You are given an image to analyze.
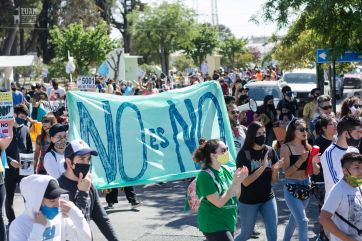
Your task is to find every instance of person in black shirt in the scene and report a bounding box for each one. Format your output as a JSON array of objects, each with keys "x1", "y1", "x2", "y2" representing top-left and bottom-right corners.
[
  {"x1": 5, "y1": 104, "x2": 33, "y2": 224},
  {"x1": 312, "y1": 115, "x2": 337, "y2": 241},
  {"x1": 277, "y1": 85, "x2": 298, "y2": 119},
  {"x1": 58, "y1": 139, "x2": 120, "y2": 241},
  {"x1": 235, "y1": 121, "x2": 283, "y2": 241}
]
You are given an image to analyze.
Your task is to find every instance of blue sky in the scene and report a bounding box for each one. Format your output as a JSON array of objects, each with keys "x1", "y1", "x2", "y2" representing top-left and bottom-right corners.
[{"x1": 111, "y1": 0, "x2": 286, "y2": 40}]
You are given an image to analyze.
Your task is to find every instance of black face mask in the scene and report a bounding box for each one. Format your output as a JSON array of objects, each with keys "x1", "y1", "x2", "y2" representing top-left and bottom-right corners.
[
  {"x1": 267, "y1": 104, "x2": 274, "y2": 109},
  {"x1": 73, "y1": 163, "x2": 90, "y2": 178},
  {"x1": 255, "y1": 135, "x2": 266, "y2": 146},
  {"x1": 12, "y1": 87, "x2": 16, "y2": 92},
  {"x1": 347, "y1": 132, "x2": 360, "y2": 147}
]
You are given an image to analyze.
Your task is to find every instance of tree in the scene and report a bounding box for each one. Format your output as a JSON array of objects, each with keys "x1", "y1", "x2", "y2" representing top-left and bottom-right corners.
[
  {"x1": 129, "y1": 1, "x2": 196, "y2": 74},
  {"x1": 109, "y1": 0, "x2": 145, "y2": 53},
  {"x1": 50, "y1": 21, "x2": 116, "y2": 75},
  {"x1": 248, "y1": 46, "x2": 262, "y2": 64},
  {"x1": 262, "y1": 0, "x2": 362, "y2": 56},
  {"x1": 172, "y1": 55, "x2": 195, "y2": 73},
  {"x1": 219, "y1": 35, "x2": 248, "y2": 68},
  {"x1": 184, "y1": 23, "x2": 219, "y2": 68}
]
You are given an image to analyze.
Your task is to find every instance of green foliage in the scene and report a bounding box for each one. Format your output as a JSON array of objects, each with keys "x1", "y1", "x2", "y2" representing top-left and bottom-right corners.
[
  {"x1": 129, "y1": 1, "x2": 196, "y2": 73},
  {"x1": 50, "y1": 20, "x2": 116, "y2": 75},
  {"x1": 172, "y1": 55, "x2": 195, "y2": 73},
  {"x1": 184, "y1": 23, "x2": 219, "y2": 68},
  {"x1": 262, "y1": 0, "x2": 362, "y2": 56},
  {"x1": 219, "y1": 35, "x2": 248, "y2": 68},
  {"x1": 48, "y1": 58, "x2": 67, "y2": 79}
]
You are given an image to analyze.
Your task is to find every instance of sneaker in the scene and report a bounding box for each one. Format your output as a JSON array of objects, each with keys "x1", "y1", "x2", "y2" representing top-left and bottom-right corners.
[
  {"x1": 131, "y1": 201, "x2": 143, "y2": 209},
  {"x1": 250, "y1": 230, "x2": 260, "y2": 239},
  {"x1": 107, "y1": 203, "x2": 114, "y2": 209}
]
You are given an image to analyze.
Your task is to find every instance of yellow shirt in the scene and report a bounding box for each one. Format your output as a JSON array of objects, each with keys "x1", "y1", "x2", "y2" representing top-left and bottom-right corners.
[{"x1": 303, "y1": 101, "x2": 316, "y2": 120}]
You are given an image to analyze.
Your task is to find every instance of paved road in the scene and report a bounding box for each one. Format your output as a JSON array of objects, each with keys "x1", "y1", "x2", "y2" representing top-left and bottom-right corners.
[
  {"x1": 13, "y1": 174, "x2": 321, "y2": 241},
  {"x1": 9, "y1": 88, "x2": 360, "y2": 240}
]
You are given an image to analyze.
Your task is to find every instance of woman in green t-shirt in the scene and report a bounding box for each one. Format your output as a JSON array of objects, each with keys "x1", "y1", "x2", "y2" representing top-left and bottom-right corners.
[{"x1": 193, "y1": 139, "x2": 248, "y2": 241}]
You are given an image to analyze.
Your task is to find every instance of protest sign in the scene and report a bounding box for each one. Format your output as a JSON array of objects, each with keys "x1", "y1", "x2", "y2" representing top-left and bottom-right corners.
[
  {"x1": 67, "y1": 81, "x2": 236, "y2": 189},
  {"x1": 37, "y1": 101, "x2": 64, "y2": 121},
  {"x1": 77, "y1": 76, "x2": 96, "y2": 91},
  {"x1": 0, "y1": 92, "x2": 13, "y2": 120},
  {"x1": 19, "y1": 153, "x2": 34, "y2": 176},
  {"x1": 0, "y1": 120, "x2": 11, "y2": 138}
]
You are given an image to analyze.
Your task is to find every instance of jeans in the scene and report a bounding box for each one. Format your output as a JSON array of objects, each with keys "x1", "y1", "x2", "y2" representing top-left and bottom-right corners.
[
  {"x1": 235, "y1": 198, "x2": 278, "y2": 241},
  {"x1": 312, "y1": 183, "x2": 326, "y2": 235},
  {"x1": 204, "y1": 231, "x2": 234, "y2": 241},
  {"x1": 5, "y1": 170, "x2": 24, "y2": 224},
  {"x1": 283, "y1": 178, "x2": 310, "y2": 241}
]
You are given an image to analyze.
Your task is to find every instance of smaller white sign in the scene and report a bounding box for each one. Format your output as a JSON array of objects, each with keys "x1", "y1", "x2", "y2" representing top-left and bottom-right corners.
[
  {"x1": 77, "y1": 76, "x2": 96, "y2": 91},
  {"x1": 19, "y1": 153, "x2": 34, "y2": 176}
]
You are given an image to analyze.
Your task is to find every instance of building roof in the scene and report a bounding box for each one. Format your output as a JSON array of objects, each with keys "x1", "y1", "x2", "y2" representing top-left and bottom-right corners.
[{"x1": 0, "y1": 55, "x2": 35, "y2": 67}]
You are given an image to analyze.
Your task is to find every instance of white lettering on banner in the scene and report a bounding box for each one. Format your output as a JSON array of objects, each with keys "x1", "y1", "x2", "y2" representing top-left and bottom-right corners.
[{"x1": 77, "y1": 76, "x2": 96, "y2": 91}]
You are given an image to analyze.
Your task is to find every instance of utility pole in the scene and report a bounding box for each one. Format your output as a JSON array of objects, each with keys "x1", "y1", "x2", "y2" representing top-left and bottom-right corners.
[{"x1": 211, "y1": 0, "x2": 219, "y2": 28}]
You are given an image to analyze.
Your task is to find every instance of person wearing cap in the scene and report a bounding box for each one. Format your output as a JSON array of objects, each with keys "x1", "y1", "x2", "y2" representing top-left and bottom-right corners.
[
  {"x1": 43, "y1": 124, "x2": 67, "y2": 179},
  {"x1": 9, "y1": 174, "x2": 91, "y2": 241},
  {"x1": 277, "y1": 85, "x2": 298, "y2": 119},
  {"x1": 58, "y1": 139, "x2": 120, "y2": 241},
  {"x1": 5, "y1": 104, "x2": 33, "y2": 225}
]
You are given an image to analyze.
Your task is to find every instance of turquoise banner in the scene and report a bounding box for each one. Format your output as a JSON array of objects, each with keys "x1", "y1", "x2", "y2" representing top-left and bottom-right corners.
[{"x1": 67, "y1": 81, "x2": 236, "y2": 189}]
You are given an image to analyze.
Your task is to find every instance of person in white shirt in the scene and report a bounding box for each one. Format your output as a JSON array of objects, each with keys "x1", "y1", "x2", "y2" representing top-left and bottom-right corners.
[
  {"x1": 49, "y1": 80, "x2": 66, "y2": 100},
  {"x1": 321, "y1": 116, "x2": 361, "y2": 196},
  {"x1": 320, "y1": 152, "x2": 362, "y2": 241},
  {"x1": 44, "y1": 124, "x2": 67, "y2": 178},
  {"x1": 9, "y1": 174, "x2": 91, "y2": 241}
]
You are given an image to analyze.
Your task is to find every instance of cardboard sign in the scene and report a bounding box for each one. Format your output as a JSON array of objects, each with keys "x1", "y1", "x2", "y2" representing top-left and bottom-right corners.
[
  {"x1": 77, "y1": 76, "x2": 96, "y2": 91},
  {"x1": 0, "y1": 120, "x2": 11, "y2": 138},
  {"x1": 19, "y1": 153, "x2": 34, "y2": 176},
  {"x1": 0, "y1": 92, "x2": 14, "y2": 120}
]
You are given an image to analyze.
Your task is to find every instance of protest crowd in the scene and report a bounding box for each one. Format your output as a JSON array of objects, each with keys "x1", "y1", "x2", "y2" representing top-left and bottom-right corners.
[{"x1": 0, "y1": 64, "x2": 361, "y2": 241}]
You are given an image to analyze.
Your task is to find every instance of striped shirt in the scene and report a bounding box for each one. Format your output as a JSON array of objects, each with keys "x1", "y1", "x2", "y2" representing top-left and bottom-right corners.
[{"x1": 321, "y1": 143, "x2": 359, "y2": 197}]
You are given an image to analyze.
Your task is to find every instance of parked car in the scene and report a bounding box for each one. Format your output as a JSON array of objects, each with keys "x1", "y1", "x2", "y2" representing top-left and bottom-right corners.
[
  {"x1": 244, "y1": 80, "x2": 284, "y2": 107},
  {"x1": 324, "y1": 75, "x2": 344, "y2": 99},
  {"x1": 282, "y1": 69, "x2": 317, "y2": 105},
  {"x1": 343, "y1": 74, "x2": 362, "y2": 89}
]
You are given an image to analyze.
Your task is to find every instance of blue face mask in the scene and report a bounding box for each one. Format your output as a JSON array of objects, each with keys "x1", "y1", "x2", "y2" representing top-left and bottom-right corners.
[
  {"x1": 15, "y1": 117, "x2": 26, "y2": 125},
  {"x1": 40, "y1": 205, "x2": 59, "y2": 220}
]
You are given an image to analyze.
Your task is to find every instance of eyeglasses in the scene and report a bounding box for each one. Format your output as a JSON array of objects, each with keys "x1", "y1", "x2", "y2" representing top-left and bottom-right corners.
[
  {"x1": 42, "y1": 119, "x2": 50, "y2": 124},
  {"x1": 320, "y1": 105, "x2": 332, "y2": 110},
  {"x1": 353, "y1": 104, "x2": 362, "y2": 109},
  {"x1": 297, "y1": 127, "x2": 308, "y2": 132},
  {"x1": 231, "y1": 110, "x2": 240, "y2": 115}
]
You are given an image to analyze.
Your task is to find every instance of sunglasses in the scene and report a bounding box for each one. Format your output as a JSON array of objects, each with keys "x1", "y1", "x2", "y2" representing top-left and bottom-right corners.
[
  {"x1": 297, "y1": 127, "x2": 308, "y2": 132},
  {"x1": 42, "y1": 119, "x2": 50, "y2": 124},
  {"x1": 320, "y1": 105, "x2": 332, "y2": 110},
  {"x1": 353, "y1": 104, "x2": 362, "y2": 109},
  {"x1": 231, "y1": 110, "x2": 240, "y2": 115}
]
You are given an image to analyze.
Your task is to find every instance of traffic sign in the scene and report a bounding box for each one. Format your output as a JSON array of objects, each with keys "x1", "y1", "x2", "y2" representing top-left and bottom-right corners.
[{"x1": 317, "y1": 49, "x2": 362, "y2": 63}]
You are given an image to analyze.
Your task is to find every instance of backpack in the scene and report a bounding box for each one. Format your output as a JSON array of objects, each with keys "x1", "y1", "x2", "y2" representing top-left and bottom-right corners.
[{"x1": 186, "y1": 168, "x2": 222, "y2": 213}]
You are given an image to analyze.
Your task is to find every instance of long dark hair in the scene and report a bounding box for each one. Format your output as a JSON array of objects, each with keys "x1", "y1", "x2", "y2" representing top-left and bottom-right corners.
[
  {"x1": 39, "y1": 114, "x2": 57, "y2": 144},
  {"x1": 243, "y1": 121, "x2": 264, "y2": 150},
  {"x1": 284, "y1": 118, "x2": 311, "y2": 151},
  {"x1": 315, "y1": 114, "x2": 334, "y2": 136},
  {"x1": 193, "y1": 139, "x2": 220, "y2": 169}
]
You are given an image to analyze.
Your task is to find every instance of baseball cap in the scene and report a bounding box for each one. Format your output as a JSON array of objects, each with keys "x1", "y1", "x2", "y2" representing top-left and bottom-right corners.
[
  {"x1": 44, "y1": 179, "x2": 68, "y2": 199},
  {"x1": 64, "y1": 139, "x2": 98, "y2": 159},
  {"x1": 49, "y1": 124, "x2": 68, "y2": 137}
]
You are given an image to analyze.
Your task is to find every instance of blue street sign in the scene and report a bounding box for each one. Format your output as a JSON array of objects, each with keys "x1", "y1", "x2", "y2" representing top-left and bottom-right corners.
[{"x1": 316, "y1": 49, "x2": 362, "y2": 63}]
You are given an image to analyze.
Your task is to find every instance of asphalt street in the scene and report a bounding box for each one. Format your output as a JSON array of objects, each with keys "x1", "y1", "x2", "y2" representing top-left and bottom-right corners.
[{"x1": 10, "y1": 88, "x2": 360, "y2": 241}]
